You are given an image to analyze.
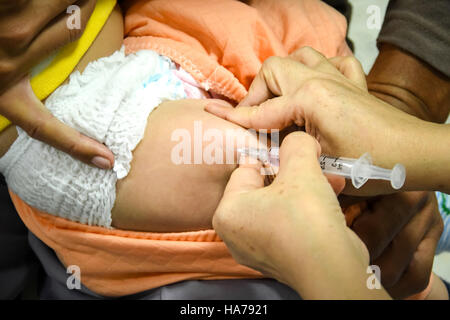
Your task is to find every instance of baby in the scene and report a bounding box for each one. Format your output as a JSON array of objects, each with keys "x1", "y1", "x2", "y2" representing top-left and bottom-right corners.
[
  {"x1": 0, "y1": 0, "x2": 350, "y2": 232},
  {"x1": 0, "y1": 0, "x2": 352, "y2": 296}
]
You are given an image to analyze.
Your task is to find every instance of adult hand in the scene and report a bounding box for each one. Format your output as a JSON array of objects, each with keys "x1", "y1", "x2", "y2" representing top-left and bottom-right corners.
[
  {"x1": 0, "y1": 0, "x2": 114, "y2": 169},
  {"x1": 0, "y1": 0, "x2": 96, "y2": 94},
  {"x1": 344, "y1": 192, "x2": 443, "y2": 299},
  {"x1": 213, "y1": 131, "x2": 390, "y2": 299},
  {"x1": 205, "y1": 47, "x2": 450, "y2": 195}
]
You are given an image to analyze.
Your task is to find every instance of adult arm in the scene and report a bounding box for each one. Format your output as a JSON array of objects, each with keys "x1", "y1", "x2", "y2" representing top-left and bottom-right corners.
[
  {"x1": 205, "y1": 47, "x2": 450, "y2": 195},
  {"x1": 0, "y1": 0, "x2": 114, "y2": 169}
]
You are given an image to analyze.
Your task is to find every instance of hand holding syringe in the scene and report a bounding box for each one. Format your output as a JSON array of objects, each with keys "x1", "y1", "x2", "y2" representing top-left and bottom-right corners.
[{"x1": 237, "y1": 147, "x2": 406, "y2": 190}]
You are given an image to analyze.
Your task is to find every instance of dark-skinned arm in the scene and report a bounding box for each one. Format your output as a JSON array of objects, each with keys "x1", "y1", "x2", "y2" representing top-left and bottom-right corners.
[{"x1": 368, "y1": 43, "x2": 449, "y2": 123}]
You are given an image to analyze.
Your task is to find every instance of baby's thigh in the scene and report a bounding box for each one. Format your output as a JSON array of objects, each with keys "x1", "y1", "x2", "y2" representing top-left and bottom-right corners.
[{"x1": 111, "y1": 99, "x2": 255, "y2": 232}]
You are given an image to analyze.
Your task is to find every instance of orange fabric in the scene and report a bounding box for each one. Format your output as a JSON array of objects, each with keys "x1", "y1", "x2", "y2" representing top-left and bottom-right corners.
[
  {"x1": 123, "y1": 0, "x2": 351, "y2": 102},
  {"x1": 10, "y1": 191, "x2": 261, "y2": 297},
  {"x1": 343, "y1": 202, "x2": 367, "y2": 227},
  {"x1": 9, "y1": 0, "x2": 352, "y2": 297}
]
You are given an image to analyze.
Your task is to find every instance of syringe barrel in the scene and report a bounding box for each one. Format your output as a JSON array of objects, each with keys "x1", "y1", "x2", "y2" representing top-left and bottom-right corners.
[
  {"x1": 318, "y1": 155, "x2": 354, "y2": 179},
  {"x1": 268, "y1": 148, "x2": 405, "y2": 190},
  {"x1": 271, "y1": 149, "x2": 360, "y2": 180}
]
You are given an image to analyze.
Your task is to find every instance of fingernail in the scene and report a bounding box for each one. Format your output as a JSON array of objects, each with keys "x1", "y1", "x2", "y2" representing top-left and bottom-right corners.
[{"x1": 91, "y1": 156, "x2": 112, "y2": 170}]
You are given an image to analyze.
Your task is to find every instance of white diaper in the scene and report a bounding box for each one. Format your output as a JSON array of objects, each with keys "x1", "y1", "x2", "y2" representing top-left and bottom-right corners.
[{"x1": 0, "y1": 48, "x2": 188, "y2": 228}]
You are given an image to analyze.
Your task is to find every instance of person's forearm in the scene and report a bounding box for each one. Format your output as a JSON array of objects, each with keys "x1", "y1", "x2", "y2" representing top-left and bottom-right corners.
[
  {"x1": 367, "y1": 43, "x2": 450, "y2": 123},
  {"x1": 346, "y1": 118, "x2": 450, "y2": 195},
  {"x1": 401, "y1": 122, "x2": 450, "y2": 193},
  {"x1": 366, "y1": 44, "x2": 450, "y2": 193}
]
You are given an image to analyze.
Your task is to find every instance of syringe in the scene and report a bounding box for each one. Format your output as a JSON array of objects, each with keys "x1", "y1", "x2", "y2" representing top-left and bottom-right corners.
[{"x1": 237, "y1": 147, "x2": 406, "y2": 190}]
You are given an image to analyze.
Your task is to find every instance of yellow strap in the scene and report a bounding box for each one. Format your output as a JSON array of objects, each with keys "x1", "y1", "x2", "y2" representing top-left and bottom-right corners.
[{"x1": 0, "y1": 0, "x2": 116, "y2": 132}]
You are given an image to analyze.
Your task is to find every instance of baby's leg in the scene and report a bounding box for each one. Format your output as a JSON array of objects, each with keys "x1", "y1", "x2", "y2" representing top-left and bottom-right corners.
[{"x1": 112, "y1": 98, "x2": 266, "y2": 232}]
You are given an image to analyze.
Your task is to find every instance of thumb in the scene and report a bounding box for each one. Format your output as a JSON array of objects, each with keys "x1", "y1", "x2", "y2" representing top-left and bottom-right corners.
[
  {"x1": 222, "y1": 155, "x2": 265, "y2": 197},
  {"x1": 276, "y1": 132, "x2": 346, "y2": 194},
  {"x1": 275, "y1": 131, "x2": 322, "y2": 185},
  {"x1": 0, "y1": 76, "x2": 114, "y2": 169}
]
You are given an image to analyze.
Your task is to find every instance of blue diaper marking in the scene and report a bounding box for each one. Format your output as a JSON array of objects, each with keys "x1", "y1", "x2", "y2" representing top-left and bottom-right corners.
[{"x1": 143, "y1": 74, "x2": 163, "y2": 88}]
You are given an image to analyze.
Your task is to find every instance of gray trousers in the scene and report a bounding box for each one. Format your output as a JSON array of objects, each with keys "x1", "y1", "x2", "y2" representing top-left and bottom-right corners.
[
  {"x1": 29, "y1": 232, "x2": 300, "y2": 300},
  {"x1": 0, "y1": 176, "x2": 39, "y2": 299}
]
